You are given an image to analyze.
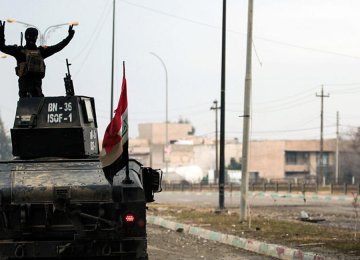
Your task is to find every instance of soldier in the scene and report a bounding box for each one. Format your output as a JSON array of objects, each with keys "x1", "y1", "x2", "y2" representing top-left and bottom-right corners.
[{"x1": 0, "y1": 20, "x2": 75, "y2": 97}]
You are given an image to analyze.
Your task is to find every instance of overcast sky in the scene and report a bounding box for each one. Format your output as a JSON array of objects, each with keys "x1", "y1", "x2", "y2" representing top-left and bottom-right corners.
[{"x1": 1, "y1": 0, "x2": 360, "y2": 141}]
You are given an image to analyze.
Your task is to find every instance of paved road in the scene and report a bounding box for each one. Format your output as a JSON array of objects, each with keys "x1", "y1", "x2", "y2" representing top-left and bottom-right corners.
[{"x1": 156, "y1": 190, "x2": 352, "y2": 205}]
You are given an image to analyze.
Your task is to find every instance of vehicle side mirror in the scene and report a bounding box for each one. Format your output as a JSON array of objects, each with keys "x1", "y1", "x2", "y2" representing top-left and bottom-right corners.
[{"x1": 141, "y1": 167, "x2": 162, "y2": 203}]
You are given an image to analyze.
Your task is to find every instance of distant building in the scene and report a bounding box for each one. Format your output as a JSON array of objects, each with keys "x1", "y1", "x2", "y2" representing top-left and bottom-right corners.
[
  {"x1": 138, "y1": 123, "x2": 193, "y2": 145},
  {"x1": 128, "y1": 138, "x2": 150, "y2": 166},
  {"x1": 135, "y1": 122, "x2": 197, "y2": 169},
  {"x1": 246, "y1": 139, "x2": 336, "y2": 182},
  {"x1": 130, "y1": 122, "x2": 337, "y2": 182}
]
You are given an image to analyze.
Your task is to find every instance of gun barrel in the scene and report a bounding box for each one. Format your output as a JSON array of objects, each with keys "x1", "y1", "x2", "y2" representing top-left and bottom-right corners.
[
  {"x1": 66, "y1": 58, "x2": 71, "y2": 76},
  {"x1": 64, "y1": 59, "x2": 75, "y2": 96}
]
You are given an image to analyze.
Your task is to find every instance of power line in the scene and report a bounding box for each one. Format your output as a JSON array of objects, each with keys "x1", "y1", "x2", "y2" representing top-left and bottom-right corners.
[
  {"x1": 324, "y1": 82, "x2": 360, "y2": 87},
  {"x1": 254, "y1": 97, "x2": 316, "y2": 113},
  {"x1": 228, "y1": 92, "x2": 315, "y2": 113},
  {"x1": 339, "y1": 124, "x2": 360, "y2": 129},
  {"x1": 330, "y1": 87, "x2": 360, "y2": 95},
  {"x1": 121, "y1": 0, "x2": 360, "y2": 60},
  {"x1": 254, "y1": 36, "x2": 360, "y2": 60},
  {"x1": 234, "y1": 82, "x2": 360, "y2": 111},
  {"x1": 120, "y1": 0, "x2": 219, "y2": 30},
  {"x1": 253, "y1": 86, "x2": 319, "y2": 105},
  {"x1": 251, "y1": 125, "x2": 335, "y2": 134},
  {"x1": 73, "y1": 2, "x2": 113, "y2": 77}
]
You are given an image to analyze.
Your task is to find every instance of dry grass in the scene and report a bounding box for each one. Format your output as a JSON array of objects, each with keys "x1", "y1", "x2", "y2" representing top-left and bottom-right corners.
[{"x1": 148, "y1": 203, "x2": 360, "y2": 256}]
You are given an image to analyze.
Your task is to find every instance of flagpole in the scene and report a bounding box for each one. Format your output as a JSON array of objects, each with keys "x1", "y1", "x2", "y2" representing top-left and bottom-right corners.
[
  {"x1": 110, "y1": 0, "x2": 116, "y2": 120},
  {"x1": 122, "y1": 61, "x2": 133, "y2": 184},
  {"x1": 101, "y1": 61, "x2": 132, "y2": 185},
  {"x1": 122, "y1": 147, "x2": 132, "y2": 184}
]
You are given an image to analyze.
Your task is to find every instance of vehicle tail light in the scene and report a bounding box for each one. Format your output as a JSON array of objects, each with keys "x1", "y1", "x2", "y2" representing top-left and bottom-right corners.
[{"x1": 124, "y1": 213, "x2": 136, "y2": 223}]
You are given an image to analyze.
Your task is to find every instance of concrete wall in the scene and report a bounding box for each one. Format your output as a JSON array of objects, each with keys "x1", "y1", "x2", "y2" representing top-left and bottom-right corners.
[
  {"x1": 193, "y1": 145, "x2": 215, "y2": 174},
  {"x1": 149, "y1": 144, "x2": 164, "y2": 169},
  {"x1": 249, "y1": 140, "x2": 286, "y2": 179}
]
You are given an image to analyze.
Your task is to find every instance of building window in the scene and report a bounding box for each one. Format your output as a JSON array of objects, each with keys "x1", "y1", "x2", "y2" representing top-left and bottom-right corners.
[
  {"x1": 316, "y1": 152, "x2": 329, "y2": 166},
  {"x1": 285, "y1": 151, "x2": 309, "y2": 165},
  {"x1": 286, "y1": 152, "x2": 297, "y2": 165},
  {"x1": 298, "y1": 152, "x2": 309, "y2": 164},
  {"x1": 285, "y1": 171, "x2": 310, "y2": 178}
]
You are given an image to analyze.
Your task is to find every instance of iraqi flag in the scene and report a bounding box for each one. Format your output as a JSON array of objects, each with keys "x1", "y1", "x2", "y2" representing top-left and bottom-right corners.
[{"x1": 100, "y1": 62, "x2": 129, "y2": 183}]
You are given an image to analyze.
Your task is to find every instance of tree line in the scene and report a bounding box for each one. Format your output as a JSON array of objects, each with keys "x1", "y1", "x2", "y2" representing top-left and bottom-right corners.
[{"x1": 340, "y1": 127, "x2": 360, "y2": 184}]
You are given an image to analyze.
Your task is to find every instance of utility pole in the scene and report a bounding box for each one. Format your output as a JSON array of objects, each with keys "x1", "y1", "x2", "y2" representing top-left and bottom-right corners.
[
  {"x1": 149, "y1": 52, "x2": 169, "y2": 176},
  {"x1": 335, "y1": 111, "x2": 339, "y2": 184},
  {"x1": 240, "y1": 0, "x2": 254, "y2": 222},
  {"x1": 316, "y1": 85, "x2": 329, "y2": 185},
  {"x1": 219, "y1": 0, "x2": 227, "y2": 210},
  {"x1": 211, "y1": 100, "x2": 220, "y2": 184}
]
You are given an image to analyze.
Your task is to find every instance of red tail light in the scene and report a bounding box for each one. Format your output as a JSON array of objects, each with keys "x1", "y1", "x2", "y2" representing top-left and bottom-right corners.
[{"x1": 124, "y1": 213, "x2": 136, "y2": 223}]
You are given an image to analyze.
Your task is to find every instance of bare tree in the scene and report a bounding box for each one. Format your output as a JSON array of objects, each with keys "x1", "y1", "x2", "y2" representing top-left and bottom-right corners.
[{"x1": 339, "y1": 128, "x2": 360, "y2": 184}]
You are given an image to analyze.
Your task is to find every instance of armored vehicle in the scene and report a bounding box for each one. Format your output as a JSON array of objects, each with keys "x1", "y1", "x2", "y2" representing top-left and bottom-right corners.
[{"x1": 0, "y1": 64, "x2": 161, "y2": 259}]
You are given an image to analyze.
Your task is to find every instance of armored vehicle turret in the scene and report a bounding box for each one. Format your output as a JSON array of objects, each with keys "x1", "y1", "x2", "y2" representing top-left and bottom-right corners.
[{"x1": 0, "y1": 62, "x2": 161, "y2": 260}]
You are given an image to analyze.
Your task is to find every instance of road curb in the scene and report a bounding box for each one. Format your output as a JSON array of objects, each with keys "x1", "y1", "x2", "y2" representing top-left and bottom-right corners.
[
  {"x1": 147, "y1": 215, "x2": 329, "y2": 260},
  {"x1": 162, "y1": 191, "x2": 354, "y2": 203},
  {"x1": 251, "y1": 192, "x2": 353, "y2": 203}
]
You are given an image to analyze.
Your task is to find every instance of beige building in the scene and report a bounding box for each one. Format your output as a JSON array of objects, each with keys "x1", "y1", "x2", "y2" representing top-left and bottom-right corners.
[
  {"x1": 135, "y1": 122, "x2": 203, "y2": 169},
  {"x1": 130, "y1": 123, "x2": 337, "y2": 181},
  {"x1": 138, "y1": 123, "x2": 193, "y2": 145},
  {"x1": 128, "y1": 138, "x2": 151, "y2": 166},
  {"x1": 245, "y1": 139, "x2": 336, "y2": 181}
]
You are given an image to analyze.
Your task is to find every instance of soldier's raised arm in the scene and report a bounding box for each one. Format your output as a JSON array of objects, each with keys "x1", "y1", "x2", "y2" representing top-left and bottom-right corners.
[
  {"x1": 0, "y1": 20, "x2": 19, "y2": 57},
  {"x1": 68, "y1": 25, "x2": 75, "y2": 37},
  {"x1": 0, "y1": 20, "x2": 6, "y2": 44},
  {"x1": 41, "y1": 25, "x2": 75, "y2": 58}
]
